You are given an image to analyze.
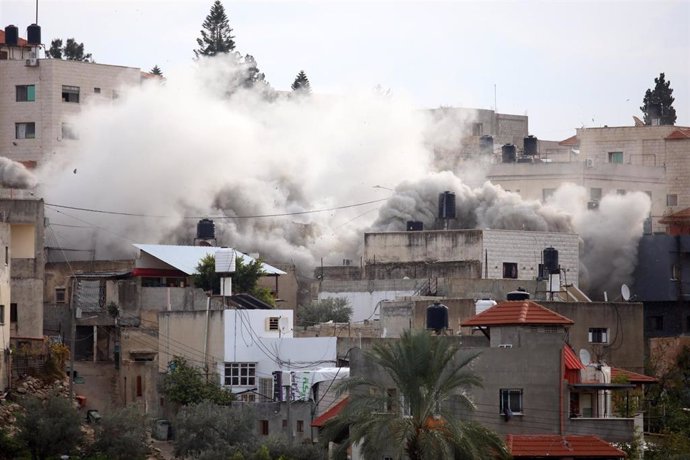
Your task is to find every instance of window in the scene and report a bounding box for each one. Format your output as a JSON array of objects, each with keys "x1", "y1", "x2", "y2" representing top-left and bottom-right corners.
[
  {"x1": 472, "y1": 122, "x2": 483, "y2": 136},
  {"x1": 608, "y1": 151, "x2": 623, "y2": 164},
  {"x1": 94, "y1": 87, "x2": 101, "y2": 94},
  {"x1": 15, "y1": 122, "x2": 36, "y2": 139},
  {"x1": 296, "y1": 420, "x2": 304, "y2": 433},
  {"x1": 10, "y1": 304, "x2": 17, "y2": 323},
  {"x1": 282, "y1": 419, "x2": 287, "y2": 429},
  {"x1": 503, "y1": 262, "x2": 518, "y2": 279},
  {"x1": 542, "y1": 188, "x2": 555, "y2": 201},
  {"x1": 0, "y1": 305, "x2": 4, "y2": 324},
  {"x1": 5, "y1": 246, "x2": 8, "y2": 265},
  {"x1": 61, "y1": 123, "x2": 78, "y2": 140},
  {"x1": 588, "y1": 327, "x2": 608, "y2": 344},
  {"x1": 224, "y1": 362, "x2": 256, "y2": 386},
  {"x1": 16, "y1": 85, "x2": 35, "y2": 102},
  {"x1": 267, "y1": 316, "x2": 279, "y2": 331},
  {"x1": 136, "y1": 375, "x2": 143, "y2": 397},
  {"x1": 590, "y1": 188, "x2": 602, "y2": 202},
  {"x1": 259, "y1": 377, "x2": 273, "y2": 402},
  {"x1": 55, "y1": 288, "x2": 66, "y2": 303},
  {"x1": 259, "y1": 420, "x2": 269, "y2": 436},
  {"x1": 238, "y1": 393, "x2": 256, "y2": 402},
  {"x1": 672, "y1": 264, "x2": 680, "y2": 280},
  {"x1": 62, "y1": 85, "x2": 80, "y2": 103},
  {"x1": 500, "y1": 389, "x2": 523, "y2": 414},
  {"x1": 667, "y1": 194, "x2": 678, "y2": 206}
]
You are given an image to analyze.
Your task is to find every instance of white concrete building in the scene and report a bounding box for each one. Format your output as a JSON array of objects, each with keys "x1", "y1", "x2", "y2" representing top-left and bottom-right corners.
[
  {"x1": 0, "y1": 221, "x2": 11, "y2": 391},
  {"x1": 1, "y1": 28, "x2": 143, "y2": 166}
]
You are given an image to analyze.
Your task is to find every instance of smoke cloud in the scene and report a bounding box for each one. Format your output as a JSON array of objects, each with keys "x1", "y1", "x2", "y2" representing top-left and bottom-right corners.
[
  {"x1": 35, "y1": 55, "x2": 650, "y2": 297},
  {"x1": 0, "y1": 158, "x2": 37, "y2": 189}
]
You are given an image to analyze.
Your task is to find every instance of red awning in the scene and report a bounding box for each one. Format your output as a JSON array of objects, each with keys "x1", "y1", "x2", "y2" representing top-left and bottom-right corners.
[
  {"x1": 563, "y1": 346, "x2": 585, "y2": 370},
  {"x1": 311, "y1": 397, "x2": 348, "y2": 428}
]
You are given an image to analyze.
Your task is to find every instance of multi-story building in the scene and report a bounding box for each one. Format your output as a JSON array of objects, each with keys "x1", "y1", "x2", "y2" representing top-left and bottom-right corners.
[{"x1": 1, "y1": 26, "x2": 144, "y2": 167}]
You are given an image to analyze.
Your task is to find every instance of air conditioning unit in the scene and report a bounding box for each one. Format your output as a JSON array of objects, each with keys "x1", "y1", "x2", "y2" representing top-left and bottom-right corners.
[
  {"x1": 585, "y1": 158, "x2": 594, "y2": 168},
  {"x1": 25, "y1": 58, "x2": 38, "y2": 67},
  {"x1": 587, "y1": 201, "x2": 599, "y2": 210}
]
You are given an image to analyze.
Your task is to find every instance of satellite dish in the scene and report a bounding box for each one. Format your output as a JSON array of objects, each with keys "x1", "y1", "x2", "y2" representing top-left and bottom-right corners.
[
  {"x1": 621, "y1": 284, "x2": 630, "y2": 301},
  {"x1": 579, "y1": 349, "x2": 591, "y2": 366}
]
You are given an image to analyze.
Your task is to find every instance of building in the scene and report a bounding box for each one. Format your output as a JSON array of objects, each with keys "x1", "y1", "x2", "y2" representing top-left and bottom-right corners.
[
  {"x1": 1, "y1": 26, "x2": 144, "y2": 167},
  {"x1": 488, "y1": 125, "x2": 690, "y2": 233},
  {"x1": 0, "y1": 220, "x2": 11, "y2": 391}
]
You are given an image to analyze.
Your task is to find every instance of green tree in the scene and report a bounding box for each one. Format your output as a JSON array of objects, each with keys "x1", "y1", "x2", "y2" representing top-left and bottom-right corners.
[
  {"x1": 195, "y1": 0, "x2": 236, "y2": 58},
  {"x1": 291, "y1": 70, "x2": 312, "y2": 94},
  {"x1": 193, "y1": 254, "x2": 220, "y2": 294},
  {"x1": 162, "y1": 356, "x2": 234, "y2": 406},
  {"x1": 297, "y1": 297, "x2": 352, "y2": 326},
  {"x1": 323, "y1": 330, "x2": 510, "y2": 460},
  {"x1": 193, "y1": 254, "x2": 273, "y2": 305},
  {"x1": 91, "y1": 406, "x2": 149, "y2": 460},
  {"x1": 150, "y1": 65, "x2": 163, "y2": 77},
  {"x1": 16, "y1": 392, "x2": 83, "y2": 460},
  {"x1": 47, "y1": 39, "x2": 62, "y2": 59},
  {"x1": 641, "y1": 72, "x2": 677, "y2": 125},
  {"x1": 48, "y1": 37, "x2": 93, "y2": 61},
  {"x1": 173, "y1": 400, "x2": 257, "y2": 458},
  {"x1": 0, "y1": 427, "x2": 24, "y2": 460}
]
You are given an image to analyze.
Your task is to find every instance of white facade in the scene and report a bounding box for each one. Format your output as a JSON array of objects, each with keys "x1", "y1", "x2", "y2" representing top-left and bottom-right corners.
[
  {"x1": 318, "y1": 289, "x2": 416, "y2": 323},
  {"x1": 0, "y1": 57, "x2": 142, "y2": 165},
  {"x1": 221, "y1": 309, "x2": 337, "y2": 396}
]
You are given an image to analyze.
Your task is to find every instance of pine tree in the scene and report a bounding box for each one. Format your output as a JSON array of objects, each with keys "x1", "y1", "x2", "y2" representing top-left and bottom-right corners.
[
  {"x1": 291, "y1": 70, "x2": 311, "y2": 94},
  {"x1": 47, "y1": 39, "x2": 62, "y2": 59},
  {"x1": 195, "y1": 0, "x2": 236, "y2": 58},
  {"x1": 150, "y1": 65, "x2": 163, "y2": 77},
  {"x1": 641, "y1": 72, "x2": 677, "y2": 125}
]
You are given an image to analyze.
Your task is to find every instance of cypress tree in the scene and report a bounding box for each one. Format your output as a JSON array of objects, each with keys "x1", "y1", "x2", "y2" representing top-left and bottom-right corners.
[
  {"x1": 195, "y1": 0, "x2": 236, "y2": 58},
  {"x1": 641, "y1": 72, "x2": 677, "y2": 125},
  {"x1": 291, "y1": 70, "x2": 312, "y2": 94}
]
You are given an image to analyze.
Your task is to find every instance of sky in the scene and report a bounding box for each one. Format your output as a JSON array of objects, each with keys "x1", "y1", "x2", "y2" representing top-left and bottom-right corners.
[{"x1": 2, "y1": 0, "x2": 689, "y2": 140}]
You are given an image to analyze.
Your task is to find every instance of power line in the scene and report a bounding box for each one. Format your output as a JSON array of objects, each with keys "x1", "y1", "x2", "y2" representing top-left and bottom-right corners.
[{"x1": 44, "y1": 197, "x2": 389, "y2": 220}]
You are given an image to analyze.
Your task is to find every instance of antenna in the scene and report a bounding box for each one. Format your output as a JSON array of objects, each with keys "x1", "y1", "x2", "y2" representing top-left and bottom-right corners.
[
  {"x1": 621, "y1": 284, "x2": 630, "y2": 301},
  {"x1": 579, "y1": 349, "x2": 591, "y2": 366}
]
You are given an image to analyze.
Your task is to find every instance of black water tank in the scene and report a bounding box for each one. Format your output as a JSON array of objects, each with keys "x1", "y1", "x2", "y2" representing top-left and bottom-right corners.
[
  {"x1": 523, "y1": 135, "x2": 538, "y2": 156},
  {"x1": 27, "y1": 24, "x2": 41, "y2": 45},
  {"x1": 196, "y1": 218, "x2": 215, "y2": 240},
  {"x1": 4, "y1": 25, "x2": 19, "y2": 46},
  {"x1": 438, "y1": 191, "x2": 456, "y2": 219},
  {"x1": 506, "y1": 290, "x2": 530, "y2": 301},
  {"x1": 406, "y1": 221, "x2": 424, "y2": 231},
  {"x1": 479, "y1": 135, "x2": 494, "y2": 155},
  {"x1": 426, "y1": 302, "x2": 448, "y2": 332},
  {"x1": 543, "y1": 247, "x2": 559, "y2": 274},
  {"x1": 501, "y1": 144, "x2": 516, "y2": 163}
]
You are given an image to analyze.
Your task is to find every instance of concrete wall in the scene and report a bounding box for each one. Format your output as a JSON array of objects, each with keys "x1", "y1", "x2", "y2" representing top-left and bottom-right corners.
[
  {"x1": 0, "y1": 223, "x2": 10, "y2": 391},
  {"x1": 0, "y1": 199, "x2": 44, "y2": 339},
  {"x1": 158, "y1": 310, "x2": 226, "y2": 374},
  {"x1": 380, "y1": 297, "x2": 476, "y2": 337},
  {"x1": 256, "y1": 262, "x2": 298, "y2": 309},
  {"x1": 364, "y1": 230, "x2": 484, "y2": 264},
  {"x1": 544, "y1": 301, "x2": 645, "y2": 373},
  {"x1": 253, "y1": 400, "x2": 313, "y2": 443},
  {"x1": 665, "y1": 137, "x2": 690, "y2": 211},
  {"x1": 0, "y1": 58, "x2": 141, "y2": 165}
]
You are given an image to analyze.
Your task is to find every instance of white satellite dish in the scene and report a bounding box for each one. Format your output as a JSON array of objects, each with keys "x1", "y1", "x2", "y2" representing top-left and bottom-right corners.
[
  {"x1": 621, "y1": 284, "x2": 631, "y2": 301},
  {"x1": 579, "y1": 349, "x2": 591, "y2": 366}
]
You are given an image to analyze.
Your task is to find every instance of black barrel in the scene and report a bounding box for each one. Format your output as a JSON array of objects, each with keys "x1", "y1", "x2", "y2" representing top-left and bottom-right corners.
[
  {"x1": 502, "y1": 144, "x2": 516, "y2": 163},
  {"x1": 4, "y1": 25, "x2": 19, "y2": 46},
  {"x1": 27, "y1": 24, "x2": 41, "y2": 45},
  {"x1": 426, "y1": 302, "x2": 449, "y2": 332},
  {"x1": 523, "y1": 135, "x2": 538, "y2": 156}
]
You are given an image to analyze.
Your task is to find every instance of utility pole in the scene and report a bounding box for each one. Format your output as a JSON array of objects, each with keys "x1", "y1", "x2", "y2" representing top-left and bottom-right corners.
[{"x1": 68, "y1": 277, "x2": 77, "y2": 400}]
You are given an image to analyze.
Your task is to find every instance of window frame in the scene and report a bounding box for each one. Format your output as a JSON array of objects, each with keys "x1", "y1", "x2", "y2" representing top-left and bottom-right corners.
[
  {"x1": 224, "y1": 362, "x2": 257, "y2": 387},
  {"x1": 10, "y1": 303, "x2": 17, "y2": 323},
  {"x1": 503, "y1": 262, "x2": 518, "y2": 279},
  {"x1": 0, "y1": 305, "x2": 4, "y2": 325},
  {"x1": 61, "y1": 85, "x2": 80, "y2": 103},
  {"x1": 590, "y1": 187, "x2": 602, "y2": 202},
  {"x1": 259, "y1": 419, "x2": 269, "y2": 436},
  {"x1": 55, "y1": 287, "x2": 67, "y2": 303},
  {"x1": 499, "y1": 388, "x2": 523, "y2": 414},
  {"x1": 16, "y1": 84, "x2": 36, "y2": 102},
  {"x1": 15, "y1": 122, "x2": 36, "y2": 139},
  {"x1": 588, "y1": 327, "x2": 609, "y2": 344},
  {"x1": 667, "y1": 194, "x2": 678, "y2": 207},
  {"x1": 608, "y1": 151, "x2": 624, "y2": 164}
]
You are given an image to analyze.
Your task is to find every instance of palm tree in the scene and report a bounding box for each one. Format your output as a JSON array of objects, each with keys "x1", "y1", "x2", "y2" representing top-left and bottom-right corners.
[{"x1": 322, "y1": 329, "x2": 510, "y2": 460}]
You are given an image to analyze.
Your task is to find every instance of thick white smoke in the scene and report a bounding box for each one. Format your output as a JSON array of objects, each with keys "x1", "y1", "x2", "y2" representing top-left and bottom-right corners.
[
  {"x1": 35, "y1": 55, "x2": 650, "y2": 297},
  {"x1": 0, "y1": 158, "x2": 37, "y2": 189}
]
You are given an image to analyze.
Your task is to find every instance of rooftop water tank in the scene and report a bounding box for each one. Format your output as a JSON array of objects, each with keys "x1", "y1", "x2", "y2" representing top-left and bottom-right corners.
[
  {"x1": 4, "y1": 25, "x2": 19, "y2": 46},
  {"x1": 506, "y1": 290, "x2": 530, "y2": 301},
  {"x1": 543, "y1": 247, "x2": 559, "y2": 274},
  {"x1": 27, "y1": 24, "x2": 41, "y2": 45},
  {"x1": 426, "y1": 301, "x2": 448, "y2": 333},
  {"x1": 479, "y1": 135, "x2": 494, "y2": 155},
  {"x1": 502, "y1": 144, "x2": 516, "y2": 163},
  {"x1": 197, "y1": 218, "x2": 215, "y2": 240},
  {"x1": 438, "y1": 191, "x2": 456, "y2": 219},
  {"x1": 523, "y1": 135, "x2": 538, "y2": 156}
]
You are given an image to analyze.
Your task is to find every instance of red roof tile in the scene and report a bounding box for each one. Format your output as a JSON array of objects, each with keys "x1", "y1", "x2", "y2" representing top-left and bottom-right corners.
[
  {"x1": 461, "y1": 301, "x2": 574, "y2": 327},
  {"x1": 564, "y1": 345, "x2": 585, "y2": 370},
  {"x1": 611, "y1": 367, "x2": 657, "y2": 384},
  {"x1": 311, "y1": 397, "x2": 348, "y2": 428},
  {"x1": 0, "y1": 30, "x2": 29, "y2": 47},
  {"x1": 659, "y1": 207, "x2": 690, "y2": 224},
  {"x1": 666, "y1": 128, "x2": 690, "y2": 140},
  {"x1": 559, "y1": 134, "x2": 579, "y2": 146},
  {"x1": 507, "y1": 434, "x2": 626, "y2": 458}
]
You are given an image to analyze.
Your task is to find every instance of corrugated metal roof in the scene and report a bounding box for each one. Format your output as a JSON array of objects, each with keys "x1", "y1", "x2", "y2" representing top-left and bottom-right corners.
[
  {"x1": 507, "y1": 434, "x2": 626, "y2": 458},
  {"x1": 461, "y1": 301, "x2": 574, "y2": 327},
  {"x1": 133, "y1": 244, "x2": 286, "y2": 276}
]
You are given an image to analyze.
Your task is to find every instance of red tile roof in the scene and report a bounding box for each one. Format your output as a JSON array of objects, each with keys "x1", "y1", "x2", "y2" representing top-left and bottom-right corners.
[
  {"x1": 666, "y1": 128, "x2": 690, "y2": 140},
  {"x1": 506, "y1": 434, "x2": 626, "y2": 458},
  {"x1": 0, "y1": 30, "x2": 29, "y2": 47},
  {"x1": 461, "y1": 301, "x2": 574, "y2": 327},
  {"x1": 564, "y1": 345, "x2": 585, "y2": 370},
  {"x1": 311, "y1": 397, "x2": 348, "y2": 428},
  {"x1": 659, "y1": 207, "x2": 690, "y2": 224},
  {"x1": 559, "y1": 134, "x2": 579, "y2": 146},
  {"x1": 611, "y1": 367, "x2": 657, "y2": 384}
]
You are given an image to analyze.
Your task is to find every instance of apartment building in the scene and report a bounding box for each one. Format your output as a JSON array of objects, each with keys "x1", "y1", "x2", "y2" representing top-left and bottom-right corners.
[{"x1": 1, "y1": 27, "x2": 143, "y2": 166}]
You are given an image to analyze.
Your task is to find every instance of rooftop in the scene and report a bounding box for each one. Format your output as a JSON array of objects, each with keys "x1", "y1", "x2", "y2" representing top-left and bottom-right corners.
[
  {"x1": 461, "y1": 300, "x2": 575, "y2": 327},
  {"x1": 0, "y1": 29, "x2": 29, "y2": 47},
  {"x1": 506, "y1": 434, "x2": 626, "y2": 458}
]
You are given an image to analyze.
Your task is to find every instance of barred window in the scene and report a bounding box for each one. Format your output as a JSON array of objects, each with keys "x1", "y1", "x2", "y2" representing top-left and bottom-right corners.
[{"x1": 224, "y1": 362, "x2": 256, "y2": 386}]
